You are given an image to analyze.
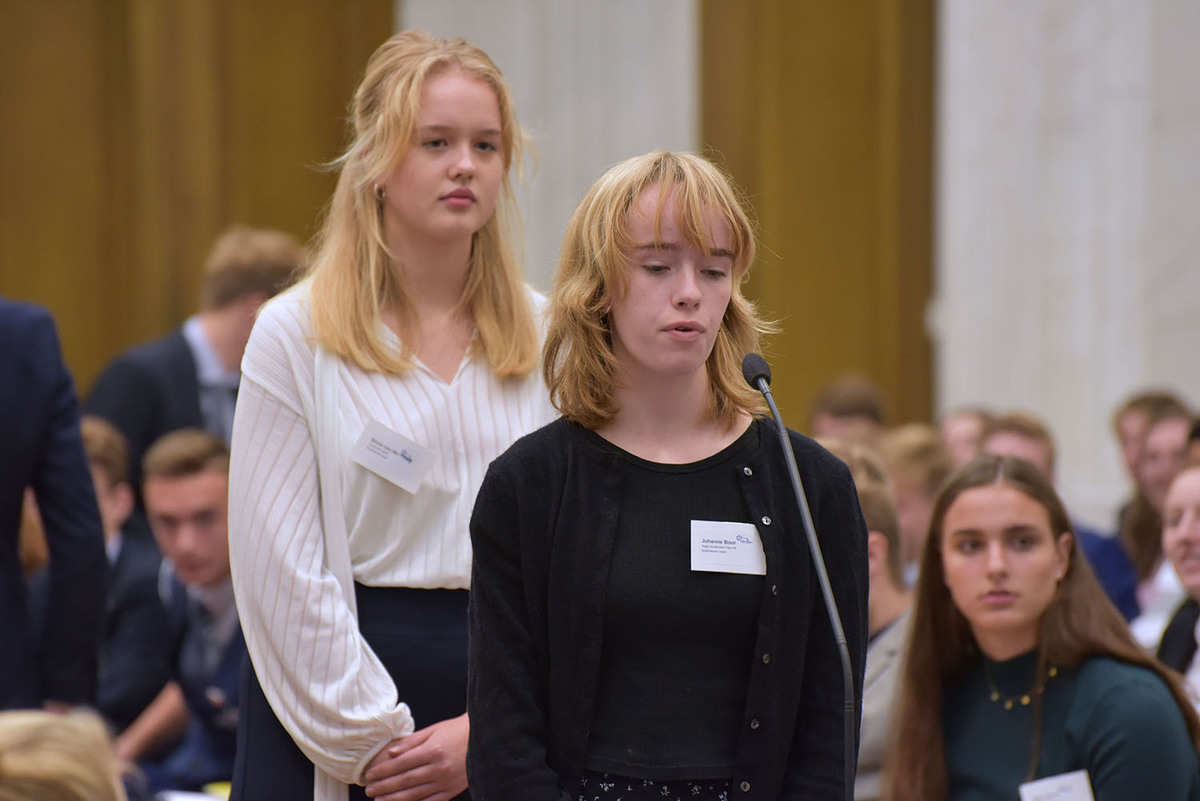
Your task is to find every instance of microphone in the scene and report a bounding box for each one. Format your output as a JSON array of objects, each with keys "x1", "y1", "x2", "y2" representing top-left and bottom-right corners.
[
  {"x1": 742, "y1": 353, "x2": 858, "y2": 801},
  {"x1": 741, "y1": 352, "x2": 772, "y2": 391}
]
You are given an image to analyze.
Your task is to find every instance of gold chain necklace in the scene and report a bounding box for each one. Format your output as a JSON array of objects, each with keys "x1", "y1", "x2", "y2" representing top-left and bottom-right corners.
[{"x1": 981, "y1": 662, "x2": 1058, "y2": 710}]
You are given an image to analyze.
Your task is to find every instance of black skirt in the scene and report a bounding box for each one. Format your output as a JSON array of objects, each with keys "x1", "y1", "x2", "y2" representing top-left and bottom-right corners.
[{"x1": 230, "y1": 584, "x2": 470, "y2": 801}]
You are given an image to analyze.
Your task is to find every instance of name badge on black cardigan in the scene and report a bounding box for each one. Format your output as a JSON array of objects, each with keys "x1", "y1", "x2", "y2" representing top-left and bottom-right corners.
[{"x1": 690, "y1": 520, "x2": 767, "y2": 575}]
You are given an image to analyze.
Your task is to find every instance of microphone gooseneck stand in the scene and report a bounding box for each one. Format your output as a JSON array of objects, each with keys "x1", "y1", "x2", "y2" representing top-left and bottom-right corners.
[{"x1": 742, "y1": 353, "x2": 857, "y2": 801}]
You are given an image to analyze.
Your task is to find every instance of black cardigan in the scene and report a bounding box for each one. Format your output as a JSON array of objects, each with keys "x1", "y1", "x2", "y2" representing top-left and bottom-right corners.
[{"x1": 466, "y1": 418, "x2": 868, "y2": 801}]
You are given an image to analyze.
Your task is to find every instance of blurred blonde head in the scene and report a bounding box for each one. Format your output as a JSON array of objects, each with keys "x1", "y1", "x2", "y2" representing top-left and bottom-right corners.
[
  {"x1": 938, "y1": 406, "x2": 992, "y2": 469},
  {"x1": 818, "y1": 437, "x2": 889, "y2": 490},
  {"x1": 199, "y1": 225, "x2": 304, "y2": 311},
  {"x1": 0, "y1": 710, "x2": 125, "y2": 801},
  {"x1": 142, "y1": 428, "x2": 230, "y2": 482},
  {"x1": 880, "y1": 423, "x2": 952, "y2": 566},
  {"x1": 809, "y1": 375, "x2": 887, "y2": 444},
  {"x1": 880, "y1": 423, "x2": 951, "y2": 498},
  {"x1": 981, "y1": 411, "x2": 1057, "y2": 478},
  {"x1": 80, "y1": 416, "x2": 130, "y2": 488}
]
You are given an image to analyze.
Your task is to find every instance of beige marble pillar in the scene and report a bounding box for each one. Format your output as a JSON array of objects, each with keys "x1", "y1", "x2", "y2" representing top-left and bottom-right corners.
[{"x1": 933, "y1": 0, "x2": 1200, "y2": 525}]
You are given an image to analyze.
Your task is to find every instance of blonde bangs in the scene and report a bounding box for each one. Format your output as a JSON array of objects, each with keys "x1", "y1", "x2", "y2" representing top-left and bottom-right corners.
[{"x1": 545, "y1": 151, "x2": 772, "y2": 428}]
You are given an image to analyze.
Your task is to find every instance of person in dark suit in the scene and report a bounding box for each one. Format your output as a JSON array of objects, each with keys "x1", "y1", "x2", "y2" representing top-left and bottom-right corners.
[
  {"x1": 0, "y1": 296, "x2": 107, "y2": 711},
  {"x1": 1159, "y1": 459, "x2": 1200, "y2": 682},
  {"x1": 81, "y1": 416, "x2": 175, "y2": 732},
  {"x1": 115, "y1": 430, "x2": 243, "y2": 794},
  {"x1": 28, "y1": 416, "x2": 175, "y2": 734},
  {"x1": 85, "y1": 226, "x2": 303, "y2": 505}
]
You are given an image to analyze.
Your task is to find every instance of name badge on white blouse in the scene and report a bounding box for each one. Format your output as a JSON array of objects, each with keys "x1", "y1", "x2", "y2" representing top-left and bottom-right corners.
[
  {"x1": 1019, "y1": 770, "x2": 1095, "y2": 801},
  {"x1": 350, "y1": 418, "x2": 436, "y2": 494},
  {"x1": 690, "y1": 521, "x2": 767, "y2": 575}
]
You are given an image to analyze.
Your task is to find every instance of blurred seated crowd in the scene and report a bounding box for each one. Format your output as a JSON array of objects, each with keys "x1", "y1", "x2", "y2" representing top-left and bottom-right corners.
[
  {"x1": 4, "y1": 227, "x2": 1200, "y2": 799},
  {"x1": 810, "y1": 374, "x2": 1200, "y2": 799},
  {"x1": 3, "y1": 226, "x2": 300, "y2": 799}
]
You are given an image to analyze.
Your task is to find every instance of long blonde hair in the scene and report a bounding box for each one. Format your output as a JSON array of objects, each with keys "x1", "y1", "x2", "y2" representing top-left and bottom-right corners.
[
  {"x1": 307, "y1": 29, "x2": 537, "y2": 377},
  {"x1": 543, "y1": 150, "x2": 772, "y2": 428}
]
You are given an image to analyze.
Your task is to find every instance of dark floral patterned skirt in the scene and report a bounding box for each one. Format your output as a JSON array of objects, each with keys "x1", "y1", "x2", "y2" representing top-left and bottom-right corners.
[{"x1": 577, "y1": 770, "x2": 731, "y2": 801}]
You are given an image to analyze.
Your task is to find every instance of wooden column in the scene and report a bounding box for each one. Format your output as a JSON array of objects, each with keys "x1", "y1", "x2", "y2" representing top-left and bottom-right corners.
[
  {"x1": 701, "y1": 0, "x2": 935, "y2": 427},
  {"x1": 0, "y1": 0, "x2": 392, "y2": 390}
]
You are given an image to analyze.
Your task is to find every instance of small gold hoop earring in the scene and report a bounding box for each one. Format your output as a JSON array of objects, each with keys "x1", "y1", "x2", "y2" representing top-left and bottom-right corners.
[{"x1": 374, "y1": 184, "x2": 386, "y2": 201}]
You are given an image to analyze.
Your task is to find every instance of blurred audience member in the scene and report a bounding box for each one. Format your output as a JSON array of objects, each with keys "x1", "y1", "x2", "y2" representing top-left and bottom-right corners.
[
  {"x1": 1112, "y1": 391, "x2": 1187, "y2": 487},
  {"x1": 1125, "y1": 402, "x2": 1194, "y2": 647},
  {"x1": 1, "y1": 297, "x2": 106, "y2": 712},
  {"x1": 80, "y1": 417, "x2": 174, "y2": 732},
  {"x1": 981, "y1": 411, "x2": 1139, "y2": 620},
  {"x1": 1189, "y1": 419, "x2": 1200, "y2": 463},
  {"x1": 979, "y1": 412, "x2": 1055, "y2": 476},
  {"x1": 29, "y1": 418, "x2": 174, "y2": 735},
  {"x1": 809, "y1": 374, "x2": 887, "y2": 445},
  {"x1": 822, "y1": 437, "x2": 912, "y2": 800},
  {"x1": 820, "y1": 438, "x2": 889, "y2": 490},
  {"x1": 1159, "y1": 458, "x2": 1200, "y2": 708},
  {"x1": 0, "y1": 709, "x2": 128, "y2": 801},
  {"x1": 1138, "y1": 407, "x2": 1194, "y2": 523},
  {"x1": 86, "y1": 226, "x2": 303, "y2": 507},
  {"x1": 116, "y1": 430, "x2": 242, "y2": 795},
  {"x1": 854, "y1": 483, "x2": 910, "y2": 801},
  {"x1": 880, "y1": 423, "x2": 952, "y2": 585},
  {"x1": 938, "y1": 406, "x2": 993, "y2": 469}
]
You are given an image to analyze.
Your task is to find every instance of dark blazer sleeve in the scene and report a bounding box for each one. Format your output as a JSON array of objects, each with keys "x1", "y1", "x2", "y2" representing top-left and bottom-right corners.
[
  {"x1": 97, "y1": 534, "x2": 173, "y2": 731},
  {"x1": 24, "y1": 308, "x2": 108, "y2": 704},
  {"x1": 467, "y1": 454, "x2": 571, "y2": 801},
  {"x1": 782, "y1": 439, "x2": 869, "y2": 799},
  {"x1": 86, "y1": 346, "x2": 164, "y2": 483}
]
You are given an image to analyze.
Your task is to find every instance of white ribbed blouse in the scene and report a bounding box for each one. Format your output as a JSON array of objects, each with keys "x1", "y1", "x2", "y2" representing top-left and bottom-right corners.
[{"x1": 227, "y1": 286, "x2": 556, "y2": 794}]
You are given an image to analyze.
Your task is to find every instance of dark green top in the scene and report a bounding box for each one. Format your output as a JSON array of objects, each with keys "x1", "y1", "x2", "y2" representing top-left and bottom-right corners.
[{"x1": 943, "y1": 650, "x2": 1200, "y2": 801}]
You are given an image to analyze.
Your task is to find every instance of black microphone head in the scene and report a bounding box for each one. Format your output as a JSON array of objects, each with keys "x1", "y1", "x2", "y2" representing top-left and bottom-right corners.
[{"x1": 742, "y1": 353, "x2": 771, "y2": 388}]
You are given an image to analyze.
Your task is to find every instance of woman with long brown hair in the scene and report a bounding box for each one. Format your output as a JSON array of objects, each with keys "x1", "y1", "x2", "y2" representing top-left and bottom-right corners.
[{"x1": 888, "y1": 455, "x2": 1200, "y2": 801}]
